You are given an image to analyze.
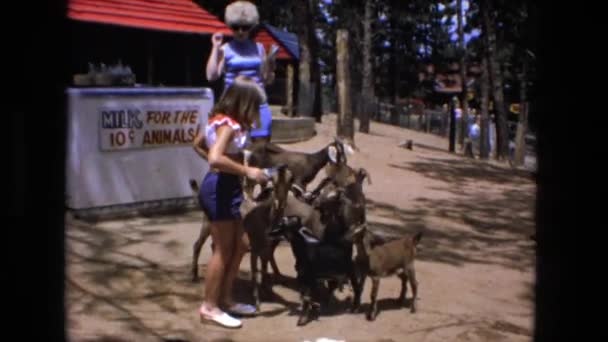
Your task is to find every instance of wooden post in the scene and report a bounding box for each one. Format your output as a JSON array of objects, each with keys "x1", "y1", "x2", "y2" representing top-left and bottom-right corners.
[
  {"x1": 286, "y1": 63, "x2": 294, "y2": 116},
  {"x1": 336, "y1": 29, "x2": 354, "y2": 141},
  {"x1": 449, "y1": 97, "x2": 457, "y2": 152}
]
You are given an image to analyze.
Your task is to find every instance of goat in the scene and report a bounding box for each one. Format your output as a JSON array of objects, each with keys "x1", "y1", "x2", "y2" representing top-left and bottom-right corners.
[
  {"x1": 189, "y1": 165, "x2": 292, "y2": 285},
  {"x1": 241, "y1": 165, "x2": 295, "y2": 311},
  {"x1": 303, "y1": 165, "x2": 371, "y2": 240},
  {"x1": 244, "y1": 137, "x2": 354, "y2": 197},
  {"x1": 274, "y1": 215, "x2": 362, "y2": 326},
  {"x1": 350, "y1": 224, "x2": 422, "y2": 321},
  {"x1": 190, "y1": 137, "x2": 353, "y2": 280}
]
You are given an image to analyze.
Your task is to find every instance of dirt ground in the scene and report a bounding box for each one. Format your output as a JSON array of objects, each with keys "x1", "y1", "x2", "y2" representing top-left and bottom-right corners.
[{"x1": 66, "y1": 114, "x2": 536, "y2": 342}]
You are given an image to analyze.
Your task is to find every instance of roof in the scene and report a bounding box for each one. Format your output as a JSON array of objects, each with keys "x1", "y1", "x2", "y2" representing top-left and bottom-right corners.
[
  {"x1": 253, "y1": 23, "x2": 299, "y2": 61},
  {"x1": 67, "y1": 0, "x2": 232, "y2": 35}
]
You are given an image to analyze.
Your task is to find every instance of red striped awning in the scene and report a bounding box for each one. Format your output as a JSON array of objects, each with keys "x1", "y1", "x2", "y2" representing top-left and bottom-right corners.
[{"x1": 67, "y1": 0, "x2": 232, "y2": 35}]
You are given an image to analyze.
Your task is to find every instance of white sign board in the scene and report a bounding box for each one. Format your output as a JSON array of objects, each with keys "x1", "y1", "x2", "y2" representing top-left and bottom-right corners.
[
  {"x1": 66, "y1": 87, "x2": 213, "y2": 210},
  {"x1": 99, "y1": 104, "x2": 202, "y2": 151}
]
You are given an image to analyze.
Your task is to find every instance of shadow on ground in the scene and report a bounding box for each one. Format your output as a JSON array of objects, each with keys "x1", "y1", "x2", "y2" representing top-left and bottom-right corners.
[
  {"x1": 66, "y1": 217, "x2": 299, "y2": 340},
  {"x1": 366, "y1": 156, "x2": 535, "y2": 272}
]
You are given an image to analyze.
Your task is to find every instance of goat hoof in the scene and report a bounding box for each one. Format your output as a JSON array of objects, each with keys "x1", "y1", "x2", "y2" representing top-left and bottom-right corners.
[{"x1": 297, "y1": 316, "x2": 309, "y2": 326}]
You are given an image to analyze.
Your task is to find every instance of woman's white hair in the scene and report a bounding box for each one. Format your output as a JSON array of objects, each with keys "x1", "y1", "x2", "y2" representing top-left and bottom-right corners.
[{"x1": 225, "y1": 1, "x2": 259, "y2": 27}]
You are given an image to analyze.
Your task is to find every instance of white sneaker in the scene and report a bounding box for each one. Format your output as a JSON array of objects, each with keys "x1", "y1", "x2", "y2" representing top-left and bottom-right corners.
[{"x1": 200, "y1": 307, "x2": 242, "y2": 329}]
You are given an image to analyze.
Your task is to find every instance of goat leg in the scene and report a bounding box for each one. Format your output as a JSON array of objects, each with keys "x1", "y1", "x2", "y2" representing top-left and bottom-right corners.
[
  {"x1": 298, "y1": 289, "x2": 313, "y2": 326},
  {"x1": 367, "y1": 277, "x2": 380, "y2": 321},
  {"x1": 353, "y1": 271, "x2": 366, "y2": 313},
  {"x1": 191, "y1": 221, "x2": 211, "y2": 282},
  {"x1": 303, "y1": 176, "x2": 334, "y2": 203},
  {"x1": 398, "y1": 272, "x2": 408, "y2": 305},
  {"x1": 261, "y1": 256, "x2": 273, "y2": 296},
  {"x1": 349, "y1": 271, "x2": 362, "y2": 313},
  {"x1": 407, "y1": 266, "x2": 418, "y2": 313},
  {"x1": 269, "y1": 239, "x2": 282, "y2": 280},
  {"x1": 250, "y1": 253, "x2": 261, "y2": 312}
]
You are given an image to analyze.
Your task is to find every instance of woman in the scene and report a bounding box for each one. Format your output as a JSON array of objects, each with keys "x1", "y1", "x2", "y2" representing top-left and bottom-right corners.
[
  {"x1": 205, "y1": 0, "x2": 277, "y2": 143},
  {"x1": 193, "y1": 76, "x2": 268, "y2": 328}
]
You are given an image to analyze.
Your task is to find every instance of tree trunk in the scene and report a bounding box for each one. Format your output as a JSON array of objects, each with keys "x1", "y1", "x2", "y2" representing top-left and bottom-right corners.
[
  {"x1": 359, "y1": 0, "x2": 374, "y2": 133},
  {"x1": 286, "y1": 63, "x2": 294, "y2": 116},
  {"x1": 336, "y1": 29, "x2": 354, "y2": 141},
  {"x1": 309, "y1": 0, "x2": 323, "y2": 122},
  {"x1": 480, "y1": 57, "x2": 490, "y2": 159},
  {"x1": 514, "y1": 59, "x2": 528, "y2": 166},
  {"x1": 481, "y1": 0, "x2": 509, "y2": 160},
  {"x1": 295, "y1": 0, "x2": 312, "y2": 117},
  {"x1": 457, "y1": 0, "x2": 470, "y2": 147},
  {"x1": 390, "y1": 4, "x2": 400, "y2": 125}
]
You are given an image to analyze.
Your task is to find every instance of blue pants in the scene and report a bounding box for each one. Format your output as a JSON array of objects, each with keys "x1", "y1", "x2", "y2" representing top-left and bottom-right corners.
[
  {"x1": 198, "y1": 171, "x2": 243, "y2": 221},
  {"x1": 250, "y1": 102, "x2": 272, "y2": 139}
]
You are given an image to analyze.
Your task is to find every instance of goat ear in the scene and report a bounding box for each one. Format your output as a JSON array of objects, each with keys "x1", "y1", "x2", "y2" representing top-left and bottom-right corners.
[
  {"x1": 328, "y1": 146, "x2": 338, "y2": 163},
  {"x1": 344, "y1": 143, "x2": 355, "y2": 155}
]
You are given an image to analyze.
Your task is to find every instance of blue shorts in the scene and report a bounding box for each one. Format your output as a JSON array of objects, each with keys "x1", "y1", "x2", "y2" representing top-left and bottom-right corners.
[
  {"x1": 250, "y1": 102, "x2": 272, "y2": 139},
  {"x1": 198, "y1": 171, "x2": 243, "y2": 221}
]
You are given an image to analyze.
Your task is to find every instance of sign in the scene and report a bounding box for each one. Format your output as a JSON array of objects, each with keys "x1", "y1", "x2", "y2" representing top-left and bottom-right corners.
[
  {"x1": 99, "y1": 103, "x2": 203, "y2": 151},
  {"x1": 66, "y1": 87, "x2": 213, "y2": 210}
]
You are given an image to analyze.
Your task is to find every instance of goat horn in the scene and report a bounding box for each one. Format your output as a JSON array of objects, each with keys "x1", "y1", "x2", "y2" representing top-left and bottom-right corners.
[{"x1": 358, "y1": 168, "x2": 372, "y2": 185}]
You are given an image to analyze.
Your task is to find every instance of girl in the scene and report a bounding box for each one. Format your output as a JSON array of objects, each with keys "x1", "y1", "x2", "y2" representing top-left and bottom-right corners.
[{"x1": 193, "y1": 76, "x2": 268, "y2": 328}]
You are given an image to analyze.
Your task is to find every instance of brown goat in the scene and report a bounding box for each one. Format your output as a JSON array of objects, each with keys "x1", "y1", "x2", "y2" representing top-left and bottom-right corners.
[
  {"x1": 244, "y1": 137, "x2": 353, "y2": 198},
  {"x1": 351, "y1": 224, "x2": 422, "y2": 321}
]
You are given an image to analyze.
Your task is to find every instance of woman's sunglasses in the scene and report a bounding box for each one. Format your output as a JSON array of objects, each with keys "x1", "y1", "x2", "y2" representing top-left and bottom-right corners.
[{"x1": 231, "y1": 24, "x2": 253, "y2": 32}]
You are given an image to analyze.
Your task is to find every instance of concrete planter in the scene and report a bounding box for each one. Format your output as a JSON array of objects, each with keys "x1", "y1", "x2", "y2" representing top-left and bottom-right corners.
[{"x1": 270, "y1": 116, "x2": 316, "y2": 143}]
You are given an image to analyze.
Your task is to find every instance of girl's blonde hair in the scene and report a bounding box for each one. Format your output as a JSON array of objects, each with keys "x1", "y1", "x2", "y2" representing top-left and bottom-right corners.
[
  {"x1": 225, "y1": 1, "x2": 259, "y2": 27},
  {"x1": 210, "y1": 76, "x2": 265, "y2": 130}
]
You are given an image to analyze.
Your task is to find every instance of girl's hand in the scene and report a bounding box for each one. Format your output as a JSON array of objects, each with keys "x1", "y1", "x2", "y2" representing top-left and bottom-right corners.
[
  {"x1": 245, "y1": 166, "x2": 269, "y2": 184},
  {"x1": 211, "y1": 32, "x2": 224, "y2": 48}
]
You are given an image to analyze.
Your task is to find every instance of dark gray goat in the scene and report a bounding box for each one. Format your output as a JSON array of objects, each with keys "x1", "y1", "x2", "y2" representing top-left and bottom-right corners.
[{"x1": 273, "y1": 215, "x2": 362, "y2": 326}]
